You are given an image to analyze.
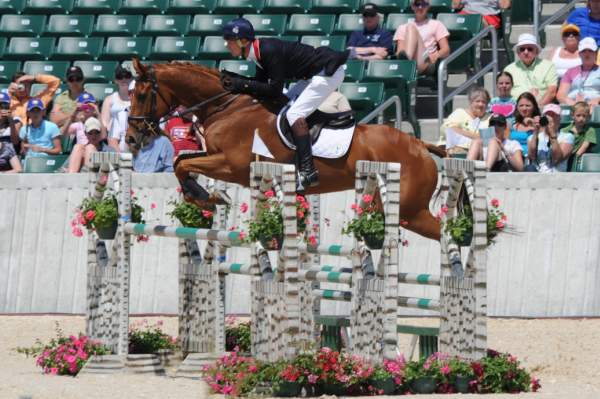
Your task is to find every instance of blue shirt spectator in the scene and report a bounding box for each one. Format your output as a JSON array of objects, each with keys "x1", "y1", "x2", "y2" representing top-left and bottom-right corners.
[
  {"x1": 567, "y1": 5, "x2": 600, "y2": 46},
  {"x1": 18, "y1": 98, "x2": 61, "y2": 158},
  {"x1": 347, "y1": 3, "x2": 393, "y2": 60},
  {"x1": 133, "y1": 135, "x2": 174, "y2": 173}
]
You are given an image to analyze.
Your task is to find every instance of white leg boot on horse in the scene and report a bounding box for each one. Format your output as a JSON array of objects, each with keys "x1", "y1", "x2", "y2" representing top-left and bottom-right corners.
[{"x1": 291, "y1": 118, "x2": 319, "y2": 192}]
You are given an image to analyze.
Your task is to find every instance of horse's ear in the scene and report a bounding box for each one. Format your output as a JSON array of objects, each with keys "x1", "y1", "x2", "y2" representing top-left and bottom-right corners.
[{"x1": 132, "y1": 57, "x2": 147, "y2": 78}]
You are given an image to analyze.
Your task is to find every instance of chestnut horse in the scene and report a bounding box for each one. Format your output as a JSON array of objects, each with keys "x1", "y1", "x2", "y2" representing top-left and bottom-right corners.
[{"x1": 126, "y1": 59, "x2": 444, "y2": 240}]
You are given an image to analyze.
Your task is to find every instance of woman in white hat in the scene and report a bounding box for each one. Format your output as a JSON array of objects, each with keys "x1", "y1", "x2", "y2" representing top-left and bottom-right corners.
[{"x1": 557, "y1": 36, "x2": 600, "y2": 106}]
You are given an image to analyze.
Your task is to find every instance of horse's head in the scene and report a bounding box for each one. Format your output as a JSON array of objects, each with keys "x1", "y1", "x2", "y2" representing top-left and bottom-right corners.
[{"x1": 126, "y1": 58, "x2": 174, "y2": 154}]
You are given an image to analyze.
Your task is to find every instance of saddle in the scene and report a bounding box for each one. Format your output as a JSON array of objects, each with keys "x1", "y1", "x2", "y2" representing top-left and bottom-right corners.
[{"x1": 278, "y1": 105, "x2": 356, "y2": 146}]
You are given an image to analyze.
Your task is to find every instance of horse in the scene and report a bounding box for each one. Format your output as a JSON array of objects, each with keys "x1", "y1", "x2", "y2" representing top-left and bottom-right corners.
[{"x1": 126, "y1": 58, "x2": 445, "y2": 241}]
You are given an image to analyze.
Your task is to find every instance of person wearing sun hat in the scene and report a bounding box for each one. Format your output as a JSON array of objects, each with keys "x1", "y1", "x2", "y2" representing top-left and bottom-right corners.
[
  {"x1": 18, "y1": 98, "x2": 62, "y2": 159},
  {"x1": 504, "y1": 33, "x2": 558, "y2": 106},
  {"x1": 557, "y1": 37, "x2": 600, "y2": 106},
  {"x1": 547, "y1": 24, "x2": 582, "y2": 79}
]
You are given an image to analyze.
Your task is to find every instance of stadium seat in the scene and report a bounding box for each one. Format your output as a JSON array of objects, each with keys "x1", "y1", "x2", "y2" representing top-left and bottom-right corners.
[
  {"x1": 196, "y1": 35, "x2": 230, "y2": 60},
  {"x1": 508, "y1": 0, "x2": 533, "y2": 24},
  {"x1": 186, "y1": 59, "x2": 217, "y2": 68},
  {"x1": 23, "y1": 61, "x2": 70, "y2": 78},
  {"x1": 24, "y1": 155, "x2": 69, "y2": 173},
  {"x1": 342, "y1": 59, "x2": 366, "y2": 82},
  {"x1": 83, "y1": 83, "x2": 116, "y2": 102},
  {"x1": 334, "y1": 13, "x2": 363, "y2": 35},
  {"x1": 262, "y1": 0, "x2": 309, "y2": 14},
  {"x1": 300, "y1": 35, "x2": 346, "y2": 51},
  {"x1": 73, "y1": 60, "x2": 119, "y2": 83},
  {"x1": 219, "y1": 60, "x2": 256, "y2": 77},
  {"x1": 53, "y1": 37, "x2": 103, "y2": 60},
  {"x1": 258, "y1": 34, "x2": 299, "y2": 41},
  {"x1": 60, "y1": 134, "x2": 75, "y2": 154},
  {"x1": 578, "y1": 153, "x2": 600, "y2": 172},
  {"x1": 93, "y1": 15, "x2": 143, "y2": 37},
  {"x1": 359, "y1": 0, "x2": 407, "y2": 13},
  {"x1": 141, "y1": 15, "x2": 190, "y2": 36},
  {"x1": 339, "y1": 82, "x2": 384, "y2": 120},
  {"x1": 0, "y1": 61, "x2": 21, "y2": 83},
  {"x1": 71, "y1": 0, "x2": 120, "y2": 14},
  {"x1": 44, "y1": 15, "x2": 94, "y2": 37},
  {"x1": 166, "y1": 0, "x2": 216, "y2": 14},
  {"x1": 101, "y1": 36, "x2": 152, "y2": 60},
  {"x1": 286, "y1": 14, "x2": 335, "y2": 35},
  {"x1": 560, "y1": 105, "x2": 572, "y2": 127},
  {"x1": 0, "y1": 0, "x2": 25, "y2": 14},
  {"x1": 5, "y1": 37, "x2": 54, "y2": 61},
  {"x1": 0, "y1": 38, "x2": 6, "y2": 58},
  {"x1": 22, "y1": 0, "x2": 73, "y2": 13},
  {"x1": 363, "y1": 60, "x2": 419, "y2": 136},
  {"x1": 436, "y1": 13, "x2": 482, "y2": 73},
  {"x1": 243, "y1": 14, "x2": 287, "y2": 36},
  {"x1": 119, "y1": 0, "x2": 169, "y2": 14},
  {"x1": 150, "y1": 36, "x2": 200, "y2": 59},
  {"x1": 213, "y1": 0, "x2": 264, "y2": 14},
  {"x1": 427, "y1": 0, "x2": 451, "y2": 15},
  {"x1": 385, "y1": 13, "x2": 425, "y2": 31},
  {"x1": 0, "y1": 15, "x2": 46, "y2": 37},
  {"x1": 189, "y1": 14, "x2": 236, "y2": 37},
  {"x1": 310, "y1": 0, "x2": 359, "y2": 13}
]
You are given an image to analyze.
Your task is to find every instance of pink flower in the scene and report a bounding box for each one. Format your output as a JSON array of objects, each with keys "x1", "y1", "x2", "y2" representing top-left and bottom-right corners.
[
  {"x1": 508, "y1": 355, "x2": 517, "y2": 363},
  {"x1": 136, "y1": 234, "x2": 149, "y2": 243},
  {"x1": 50, "y1": 367, "x2": 58, "y2": 375},
  {"x1": 248, "y1": 364, "x2": 258, "y2": 373},
  {"x1": 301, "y1": 201, "x2": 310, "y2": 210},
  {"x1": 308, "y1": 374, "x2": 318, "y2": 384},
  {"x1": 501, "y1": 214, "x2": 507, "y2": 221},
  {"x1": 400, "y1": 219, "x2": 409, "y2": 226},
  {"x1": 440, "y1": 205, "x2": 449, "y2": 214},
  {"x1": 402, "y1": 239, "x2": 409, "y2": 247},
  {"x1": 239, "y1": 231, "x2": 246, "y2": 240},
  {"x1": 308, "y1": 235, "x2": 317, "y2": 246},
  {"x1": 297, "y1": 210, "x2": 305, "y2": 219},
  {"x1": 441, "y1": 365, "x2": 451, "y2": 375},
  {"x1": 85, "y1": 210, "x2": 96, "y2": 221},
  {"x1": 72, "y1": 227, "x2": 84, "y2": 237},
  {"x1": 491, "y1": 198, "x2": 500, "y2": 208},
  {"x1": 202, "y1": 210, "x2": 213, "y2": 218},
  {"x1": 221, "y1": 385, "x2": 233, "y2": 395},
  {"x1": 362, "y1": 194, "x2": 373, "y2": 203},
  {"x1": 150, "y1": 202, "x2": 157, "y2": 209},
  {"x1": 264, "y1": 190, "x2": 274, "y2": 198},
  {"x1": 296, "y1": 195, "x2": 306, "y2": 203},
  {"x1": 240, "y1": 202, "x2": 248, "y2": 213},
  {"x1": 176, "y1": 187, "x2": 182, "y2": 193},
  {"x1": 99, "y1": 175, "x2": 108, "y2": 185},
  {"x1": 496, "y1": 220, "x2": 505, "y2": 229}
]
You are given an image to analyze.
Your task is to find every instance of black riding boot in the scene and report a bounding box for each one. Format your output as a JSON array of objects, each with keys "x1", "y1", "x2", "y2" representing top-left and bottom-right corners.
[{"x1": 291, "y1": 119, "x2": 319, "y2": 192}]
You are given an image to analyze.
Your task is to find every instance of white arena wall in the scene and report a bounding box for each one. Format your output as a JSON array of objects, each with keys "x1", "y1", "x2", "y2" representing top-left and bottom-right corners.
[{"x1": 1, "y1": 172, "x2": 599, "y2": 317}]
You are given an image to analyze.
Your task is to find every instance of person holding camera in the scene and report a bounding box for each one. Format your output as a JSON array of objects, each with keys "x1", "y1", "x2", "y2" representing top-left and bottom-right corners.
[
  {"x1": 64, "y1": 93, "x2": 102, "y2": 173},
  {"x1": 8, "y1": 71, "x2": 61, "y2": 124},
  {"x1": 467, "y1": 114, "x2": 524, "y2": 171},
  {"x1": 527, "y1": 103, "x2": 574, "y2": 172}
]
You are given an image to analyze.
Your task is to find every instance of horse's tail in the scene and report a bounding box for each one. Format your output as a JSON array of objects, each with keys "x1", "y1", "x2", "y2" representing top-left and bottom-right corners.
[{"x1": 424, "y1": 142, "x2": 447, "y2": 158}]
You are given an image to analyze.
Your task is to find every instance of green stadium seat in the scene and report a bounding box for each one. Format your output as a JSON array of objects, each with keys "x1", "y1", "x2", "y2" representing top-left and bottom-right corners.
[
  {"x1": 359, "y1": 0, "x2": 407, "y2": 13},
  {"x1": 258, "y1": 34, "x2": 298, "y2": 41},
  {"x1": 301, "y1": 35, "x2": 346, "y2": 51},
  {"x1": 186, "y1": 59, "x2": 217, "y2": 68},
  {"x1": 363, "y1": 60, "x2": 419, "y2": 136},
  {"x1": 189, "y1": 14, "x2": 236, "y2": 37},
  {"x1": 310, "y1": 0, "x2": 358, "y2": 13},
  {"x1": 24, "y1": 155, "x2": 69, "y2": 173},
  {"x1": 44, "y1": 15, "x2": 94, "y2": 37},
  {"x1": 427, "y1": 0, "x2": 451, "y2": 14},
  {"x1": 339, "y1": 82, "x2": 384, "y2": 120},
  {"x1": 578, "y1": 153, "x2": 600, "y2": 172},
  {"x1": 150, "y1": 36, "x2": 200, "y2": 59},
  {"x1": 23, "y1": 61, "x2": 70, "y2": 78},
  {"x1": 334, "y1": 13, "x2": 363, "y2": 35},
  {"x1": 28, "y1": 82, "x2": 67, "y2": 97},
  {"x1": 560, "y1": 105, "x2": 572, "y2": 127},
  {"x1": 342, "y1": 59, "x2": 365, "y2": 82},
  {"x1": 60, "y1": 134, "x2": 75, "y2": 154},
  {"x1": 262, "y1": 0, "x2": 309, "y2": 13},
  {"x1": 101, "y1": 36, "x2": 152, "y2": 60},
  {"x1": 0, "y1": 84, "x2": 9, "y2": 93},
  {"x1": 166, "y1": 0, "x2": 215, "y2": 14},
  {"x1": 84, "y1": 83, "x2": 116, "y2": 102},
  {"x1": 286, "y1": 14, "x2": 335, "y2": 35},
  {"x1": 5, "y1": 37, "x2": 54, "y2": 61},
  {"x1": 141, "y1": 15, "x2": 190, "y2": 36},
  {"x1": 436, "y1": 13, "x2": 482, "y2": 73},
  {"x1": 53, "y1": 37, "x2": 103, "y2": 61},
  {"x1": 0, "y1": 0, "x2": 25, "y2": 13},
  {"x1": 213, "y1": 0, "x2": 264, "y2": 14},
  {"x1": 385, "y1": 13, "x2": 424, "y2": 31},
  {"x1": 219, "y1": 60, "x2": 256, "y2": 77},
  {"x1": 71, "y1": 0, "x2": 120, "y2": 14},
  {"x1": 73, "y1": 61, "x2": 119, "y2": 83},
  {"x1": 0, "y1": 15, "x2": 46, "y2": 37},
  {"x1": 243, "y1": 14, "x2": 286, "y2": 36},
  {"x1": 22, "y1": 0, "x2": 73, "y2": 13},
  {"x1": 0, "y1": 37, "x2": 6, "y2": 58},
  {"x1": 0, "y1": 61, "x2": 20, "y2": 83},
  {"x1": 196, "y1": 35, "x2": 230, "y2": 60},
  {"x1": 119, "y1": 0, "x2": 169, "y2": 14},
  {"x1": 93, "y1": 15, "x2": 143, "y2": 37},
  {"x1": 508, "y1": 0, "x2": 533, "y2": 24}
]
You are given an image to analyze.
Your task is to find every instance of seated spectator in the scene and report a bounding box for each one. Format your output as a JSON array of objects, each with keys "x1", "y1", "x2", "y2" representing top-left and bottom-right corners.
[
  {"x1": 547, "y1": 24, "x2": 582, "y2": 79},
  {"x1": 0, "y1": 92, "x2": 21, "y2": 149},
  {"x1": 452, "y1": 0, "x2": 511, "y2": 30},
  {"x1": 557, "y1": 37, "x2": 600, "y2": 106},
  {"x1": 488, "y1": 71, "x2": 516, "y2": 126},
  {"x1": 439, "y1": 86, "x2": 491, "y2": 155},
  {"x1": 0, "y1": 140, "x2": 22, "y2": 173},
  {"x1": 527, "y1": 103, "x2": 574, "y2": 173},
  {"x1": 133, "y1": 135, "x2": 174, "y2": 173},
  {"x1": 510, "y1": 92, "x2": 541, "y2": 156},
  {"x1": 566, "y1": 0, "x2": 600, "y2": 47},
  {"x1": 347, "y1": 3, "x2": 393, "y2": 60},
  {"x1": 467, "y1": 113, "x2": 524, "y2": 171},
  {"x1": 393, "y1": 0, "x2": 450, "y2": 75},
  {"x1": 562, "y1": 101, "x2": 597, "y2": 171},
  {"x1": 101, "y1": 65, "x2": 133, "y2": 152},
  {"x1": 50, "y1": 66, "x2": 86, "y2": 129},
  {"x1": 164, "y1": 106, "x2": 203, "y2": 159},
  {"x1": 66, "y1": 93, "x2": 102, "y2": 173},
  {"x1": 8, "y1": 71, "x2": 61, "y2": 123},
  {"x1": 19, "y1": 98, "x2": 62, "y2": 159},
  {"x1": 504, "y1": 33, "x2": 558, "y2": 106}
]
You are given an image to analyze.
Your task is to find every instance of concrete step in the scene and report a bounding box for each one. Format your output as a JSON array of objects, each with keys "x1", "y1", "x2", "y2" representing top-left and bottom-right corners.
[{"x1": 417, "y1": 118, "x2": 440, "y2": 144}]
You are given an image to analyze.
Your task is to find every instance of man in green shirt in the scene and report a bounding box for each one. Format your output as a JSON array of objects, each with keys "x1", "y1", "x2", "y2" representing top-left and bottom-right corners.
[
  {"x1": 504, "y1": 33, "x2": 558, "y2": 106},
  {"x1": 50, "y1": 66, "x2": 86, "y2": 129}
]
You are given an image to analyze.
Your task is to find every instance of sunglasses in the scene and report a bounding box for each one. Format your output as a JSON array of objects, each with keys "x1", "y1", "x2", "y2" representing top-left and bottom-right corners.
[
  {"x1": 413, "y1": 1, "x2": 429, "y2": 7},
  {"x1": 562, "y1": 32, "x2": 579, "y2": 38},
  {"x1": 518, "y1": 46, "x2": 537, "y2": 53},
  {"x1": 115, "y1": 74, "x2": 132, "y2": 80},
  {"x1": 0, "y1": 103, "x2": 10, "y2": 110},
  {"x1": 86, "y1": 130, "x2": 101, "y2": 135},
  {"x1": 68, "y1": 76, "x2": 83, "y2": 83}
]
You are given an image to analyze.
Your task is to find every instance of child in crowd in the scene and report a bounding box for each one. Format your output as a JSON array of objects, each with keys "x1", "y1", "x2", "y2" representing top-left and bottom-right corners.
[
  {"x1": 562, "y1": 101, "x2": 597, "y2": 171},
  {"x1": 488, "y1": 72, "x2": 516, "y2": 127},
  {"x1": 63, "y1": 93, "x2": 101, "y2": 173}
]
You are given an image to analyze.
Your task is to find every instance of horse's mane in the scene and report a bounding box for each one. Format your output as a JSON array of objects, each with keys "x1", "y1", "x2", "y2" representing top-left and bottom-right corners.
[{"x1": 154, "y1": 61, "x2": 221, "y2": 80}]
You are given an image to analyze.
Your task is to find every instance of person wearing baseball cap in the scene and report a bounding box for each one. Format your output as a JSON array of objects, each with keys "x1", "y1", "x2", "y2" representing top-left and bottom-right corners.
[
  {"x1": 566, "y1": 0, "x2": 600, "y2": 48},
  {"x1": 66, "y1": 117, "x2": 113, "y2": 173},
  {"x1": 18, "y1": 98, "x2": 62, "y2": 160},
  {"x1": 50, "y1": 66, "x2": 86, "y2": 129},
  {"x1": 557, "y1": 36, "x2": 600, "y2": 105},
  {"x1": 548, "y1": 24, "x2": 582, "y2": 79},
  {"x1": 526, "y1": 103, "x2": 574, "y2": 173},
  {"x1": 347, "y1": 3, "x2": 393, "y2": 60},
  {"x1": 0, "y1": 91, "x2": 22, "y2": 149},
  {"x1": 0, "y1": 90, "x2": 22, "y2": 172},
  {"x1": 504, "y1": 33, "x2": 558, "y2": 106}
]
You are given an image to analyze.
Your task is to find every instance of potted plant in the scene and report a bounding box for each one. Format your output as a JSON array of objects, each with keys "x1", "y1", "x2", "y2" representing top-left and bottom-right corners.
[
  {"x1": 167, "y1": 197, "x2": 214, "y2": 228},
  {"x1": 342, "y1": 194, "x2": 384, "y2": 249},
  {"x1": 404, "y1": 353, "x2": 445, "y2": 394},
  {"x1": 272, "y1": 364, "x2": 304, "y2": 397},
  {"x1": 369, "y1": 365, "x2": 396, "y2": 395},
  {"x1": 448, "y1": 357, "x2": 475, "y2": 393},
  {"x1": 225, "y1": 317, "x2": 251, "y2": 354}
]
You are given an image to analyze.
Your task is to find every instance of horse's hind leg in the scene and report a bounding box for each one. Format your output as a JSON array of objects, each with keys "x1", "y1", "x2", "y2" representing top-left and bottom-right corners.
[{"x1": 404, "y1": 209, "x2": 441, "y2": 241}]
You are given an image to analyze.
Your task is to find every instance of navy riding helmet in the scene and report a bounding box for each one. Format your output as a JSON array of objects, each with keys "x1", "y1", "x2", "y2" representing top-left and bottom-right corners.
[{"x1": 222, "y1": 17, "x2": 255, "y2": 41}]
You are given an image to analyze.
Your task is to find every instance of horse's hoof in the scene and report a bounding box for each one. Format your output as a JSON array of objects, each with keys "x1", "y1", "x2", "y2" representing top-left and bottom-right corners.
[{"x1": 208, "y1": 191, "x2": 231, "y2": 206}]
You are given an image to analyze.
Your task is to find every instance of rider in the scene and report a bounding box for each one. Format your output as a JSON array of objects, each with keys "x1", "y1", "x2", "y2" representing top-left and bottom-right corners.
[{"x1": 221, "y1": 18, "x2": 350, "y2": 191}]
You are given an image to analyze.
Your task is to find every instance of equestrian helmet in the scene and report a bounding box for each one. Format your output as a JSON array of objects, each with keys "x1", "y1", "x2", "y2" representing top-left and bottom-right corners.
[{"x1": 223, "y1": 18, "x2": 255, "y2": 41}]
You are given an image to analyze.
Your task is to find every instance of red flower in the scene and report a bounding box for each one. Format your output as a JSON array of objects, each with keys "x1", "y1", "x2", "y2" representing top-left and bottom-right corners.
[
  {"x1": 496, "y1": 220, "x2": 505, "y2": 229},
  {"x1": 362, "y1": 194, "x2": 373, "y2": 203},
  {"x1": 297, "y1": 210, "x2": 305, "y2": 219},
  {"x1": 264, "y1": 190, "x2": 274, "y2": 198},
  {"x1": 471, "y1": 362, "x2": 484, "y2": 377},
  {"x1": 150, "y1": 202, "x2": 157, "y2": 209},
  {"x1": 239, "y1": 202, "x2": 248, "y2": 213},
  {"x1": 296, "y1": 195, "x2": 306, "y2": 203},
  {"x1": 491, "y1": 198, "x2": 500, "y2": 208},
  {"x1": 202, "y1": 210, "x2": 213, "y2": 218},
  {"x1": 308, "y1": 235, "x2": 317, "y2": 246},
  {"x1": 85, "y1": 210, "x2": 96, "y2": 221}
]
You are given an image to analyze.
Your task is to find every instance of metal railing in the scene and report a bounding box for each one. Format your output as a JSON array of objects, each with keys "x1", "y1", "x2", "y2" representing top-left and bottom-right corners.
[
  {"x1": 360, "y1": 95, "x2": 402, "y2": 129},
  {"x1": 437, "y1": 26, "x2": 498, "y2": 132},
  {"x1": 534, "y1": 0, "x2": 580, "y2": 47}
]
